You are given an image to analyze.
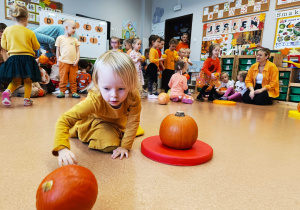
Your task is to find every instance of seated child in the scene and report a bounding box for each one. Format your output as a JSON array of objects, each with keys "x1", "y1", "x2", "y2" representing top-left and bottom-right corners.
[
  {"x1": 77, "y1": 60, "x2": 92, "y2": 94},
  {"x1": 52, "y1": 51, "x2": 141, "y2": 166},
  {"x1": 220, "y1": 71, "x2": 247, "y2": 101},
  {"x1": 211, "y1": 72, "x2": 234, "y2": 100},
  {"x1": 168, "y1": 60, "x2": 194, "y2": 104}
]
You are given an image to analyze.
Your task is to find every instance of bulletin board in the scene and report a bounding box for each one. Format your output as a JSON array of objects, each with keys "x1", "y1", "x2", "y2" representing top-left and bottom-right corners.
[
  {"x1": 274, "y1": 15, "x2": 300, "y2": 49},
  {"x1": 203, "y1": 0, "x2": 270, "y2": 22},
  {"x1": 276, "y1": 0, "x2": 300, "y2": 10},
  {"x1": 5, "y1": 0, "x2": 63, "y2": 25},
  {"x1": 39, "y1": 11, "x2": 108, "y2": 58},
  {"x1": 202, "y1": 13, "x2": 265, "y2": 56}
]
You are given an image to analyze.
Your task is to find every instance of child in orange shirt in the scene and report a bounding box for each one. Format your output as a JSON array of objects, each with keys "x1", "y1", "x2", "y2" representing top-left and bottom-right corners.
[
  {"x1": 196, "y1": 43, "x2": 221, "y2": 101},
  {"x1": 162, "y1": 38, "x2": 179, "y2": 93},
  {"x1": 168, "y1": 60, "x2": 194, "y2": 104},
  {"x1": 77, "y1": 60, "x2": 92, "y2": 94}
]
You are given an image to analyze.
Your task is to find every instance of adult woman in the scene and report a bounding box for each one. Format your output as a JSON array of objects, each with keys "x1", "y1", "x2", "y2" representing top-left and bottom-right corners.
[{"x1": 242, "y1": 48, "x2": 279, "y2": 105}]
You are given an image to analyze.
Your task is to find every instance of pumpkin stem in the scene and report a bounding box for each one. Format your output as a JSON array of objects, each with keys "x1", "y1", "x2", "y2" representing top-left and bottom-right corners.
[
  {"x1": 42, "y1": 180, "x2": 53, "y2": 192},
  {"x1": 175, "y1": 111, "x2": 185, "y2": 117}
]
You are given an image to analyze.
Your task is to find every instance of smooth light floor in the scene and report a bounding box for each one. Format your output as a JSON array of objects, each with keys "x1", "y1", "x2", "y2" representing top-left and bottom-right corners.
[{"x1": 0, "y1": 93, "x2": 299, "y2": 210}]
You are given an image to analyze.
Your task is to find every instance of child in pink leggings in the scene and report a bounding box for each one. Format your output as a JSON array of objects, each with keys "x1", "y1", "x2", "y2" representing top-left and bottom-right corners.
[
  {"x1": 220, "y1": 71, "x2": 247, "y2": 101},
  {"x1": 168, "y1": 60, "x2": 194, "y2": 104}
]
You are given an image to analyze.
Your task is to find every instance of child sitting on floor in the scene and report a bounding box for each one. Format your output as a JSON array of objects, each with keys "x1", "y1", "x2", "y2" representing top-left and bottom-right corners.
[
  {"x1": 219, "y1": 71, "x2": 247, "y2": 101},
  {"x1": 77, "y1": 60, "x2": 92, "y2": 94},
  {"x1": 212, "y1": 72, "x2": 235, "y2": 99},
  {"x1": 168, "y1": 60, "x2": 194, "y2": 104}
]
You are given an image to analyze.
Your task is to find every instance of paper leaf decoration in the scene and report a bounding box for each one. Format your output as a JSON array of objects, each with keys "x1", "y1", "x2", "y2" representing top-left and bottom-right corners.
[
  {"x1": 258, "y1": 22, "x2": 264, "y2": 30},
  {"x1": 43, "y1": 0, "x2": 51, "y2": 5},
  {"x1": 259, "y1": 13, "x2": 265, "y2": 22},
  {"x1": 233, "y1": 32, "x2": 240, "y2": 39},
  {"x1": 231, "y1": 39, "x2": 237, "y2": 47},
  {"x1": 281, "y1": 48, "x2": 290, "y2": 55},
  {"x1": 250, "y1": 43, "x2": 256, "y2": 48},
  {"x1": 39, "y1": 2, "x2": 46, "y2": 9},
  {"x1": 216, "y1": 38, "x2": 223, "y2": 44},
  {"x1": 203, "y1": 24, "x2": 208, "y2": 30},
  {"x1": 50, "y1": 3, "x2": 57, "y2": 9}
]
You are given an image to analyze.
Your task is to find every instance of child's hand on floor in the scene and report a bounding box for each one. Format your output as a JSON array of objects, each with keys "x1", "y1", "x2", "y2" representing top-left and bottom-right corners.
[
  {"x1": 111, "y1": 147, "x2": 128, "y2": 160},
  {"x1": 58, "y1": 148, "x2": 78, "y2": 167}
]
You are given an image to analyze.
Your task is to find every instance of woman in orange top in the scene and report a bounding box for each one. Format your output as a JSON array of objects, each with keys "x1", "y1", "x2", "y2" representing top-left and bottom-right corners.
[
  {"x1": 175, "y1": 33, "x2": 189, "y2": 52},
  {"x1": 242, "y1": 48, "x2": 279, "y2": 105}
]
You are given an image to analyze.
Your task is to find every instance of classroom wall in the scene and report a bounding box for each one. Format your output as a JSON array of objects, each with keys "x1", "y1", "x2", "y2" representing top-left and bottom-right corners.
[
  {"x1": 0, "y1": 0, "x2": 152, "y2": 39},
  {"x1": 151, "y1": 0, "x2": 289, "y2": 60}
]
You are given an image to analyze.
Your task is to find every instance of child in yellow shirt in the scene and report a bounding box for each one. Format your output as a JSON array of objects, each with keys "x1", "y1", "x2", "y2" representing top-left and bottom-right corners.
[
  {"x1": 55, "y1": 19, "x2": 81, "y2": 99},
  {"x1": 162, "y1": 38, "x2": 179, "y2": 93},
  {"x1": 53, "y1": 51, "x2": 141, "y2": 166},
  {"x1": 1, "y1": 3, "x2": 40, "y2": 107}
]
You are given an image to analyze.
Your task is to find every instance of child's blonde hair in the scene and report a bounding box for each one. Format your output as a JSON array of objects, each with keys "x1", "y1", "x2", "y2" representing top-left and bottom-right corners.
[
  {"x1": 186, "y1": 48, "x2": 191, "y2": 53},
  {"x1": 169, "y1": 38, "x2": 178, "y2": 45},
  {"x1": 132, "y1": 37, "x2": 141, "y2": 45},
  {"x1": 179, "y1": 48, "x2": 186, "y2": 54},
  {"x1": 63, "y1": 19, "x2": 76, "y2": 28},
  {"x1": 9, "y1": 3, "x2": 28, "y2": 22},
  {"x1": 111, "y1": 36, "x2": 120, "y2": 44},
  {"x1": 238, "y1": 71, "x2": 247, "y2": 81},
  {"x1": 91, "y1": 51, "x2": 140, "y2": 93},
  {"x1": 220, "y1": 72, "x2": 229, "y2": 78},
  {"x1": 175, "y1": 60, "x2": 187, "y2": 73}
]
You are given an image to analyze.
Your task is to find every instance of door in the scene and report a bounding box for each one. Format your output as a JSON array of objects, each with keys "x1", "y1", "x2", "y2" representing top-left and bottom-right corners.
[{"x1": 164, "y1": 14, "x2": 193, "y2": 50}]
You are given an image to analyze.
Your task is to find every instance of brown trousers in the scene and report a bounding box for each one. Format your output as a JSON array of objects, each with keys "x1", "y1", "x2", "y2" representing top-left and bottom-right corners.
[{"x1": 59, "y1": 62, "x2": 78, "y2": 93}]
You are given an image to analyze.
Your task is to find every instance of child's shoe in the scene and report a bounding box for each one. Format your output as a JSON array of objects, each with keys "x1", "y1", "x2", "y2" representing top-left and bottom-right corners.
[
  {"x1": 171, "y1": 97, "x2": 180, "y2": 102},
  {"x1": 72, "y1": 93, "x2": 80, "y2": 98},
  {"x1": 2, "y1": 90, "x2": 11, "y2": 106},
  {"x1": 182, "y1": 98, "x2": 193, "y2": 104},
  {"x1": 148, "y1": 94, "x2": 158, "y2": 99},
  {"x1": 24, "y1": 98, "x2": 33, "y2": 106},
  {"x1": 196, "y1": 94, "x2": 204, "y2": 102},
  {"x1": 219, "y1": 96, "x2": 228, "y2": 100},
  {"x1": 57, "y1": 92, "x2": 65, "y2": 98}
]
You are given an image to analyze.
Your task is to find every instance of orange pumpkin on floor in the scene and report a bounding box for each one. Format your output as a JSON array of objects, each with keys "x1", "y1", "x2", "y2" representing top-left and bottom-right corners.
[
  {"x1": 38, "y1": 55, "x2": 49, "y2": 64},
  {"x1": 298, "y1": 102, "x2": 300, "y2": 112},
  {"x1": 183, "y1": 73, "x2": 190, "y2": 80},
  {"x1": 158, "y1": 93, "x2": 170, "y2": 105},
  {"x1": 36, "y1": 165, "x2": 98, "y2": 210},
  {"x1": 159, "y1": 111, "x2": 198, "y2": 150}
]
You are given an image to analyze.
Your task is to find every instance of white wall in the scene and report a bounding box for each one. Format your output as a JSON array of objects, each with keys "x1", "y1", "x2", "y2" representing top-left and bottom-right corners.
[
  {"x1": 151, "y1": 0, "x2": 294, "y2": 60},
  {"x1": 0, "y1": 0, "x2": 152, "y2": 38}
]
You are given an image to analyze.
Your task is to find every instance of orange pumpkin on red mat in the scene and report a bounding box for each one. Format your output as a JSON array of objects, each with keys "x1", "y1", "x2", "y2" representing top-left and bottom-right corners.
[
  {"x1": 158, "y1": 93, "x2": 170, "y2": 105},
  {"x1": 159, "y1": 111, "x2": 198, "y2": 150},
  {"x1": 36, "y1": 165, "x2": 98, "y2": 210},
  {"x1": 298, "y1": 102, "x2": 300, "y2": 112}
]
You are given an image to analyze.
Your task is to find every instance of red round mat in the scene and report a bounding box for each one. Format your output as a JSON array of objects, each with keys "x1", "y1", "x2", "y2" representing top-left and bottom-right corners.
[{"x1": 141, "y1": 136, "x2": 213, "y2": 166}]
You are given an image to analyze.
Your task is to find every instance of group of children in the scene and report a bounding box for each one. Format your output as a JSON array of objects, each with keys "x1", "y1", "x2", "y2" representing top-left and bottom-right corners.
[{"x1": 0, "y1": 2, "x2": 249, "y2": 164}]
